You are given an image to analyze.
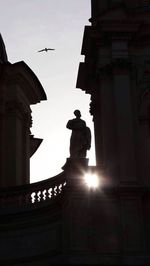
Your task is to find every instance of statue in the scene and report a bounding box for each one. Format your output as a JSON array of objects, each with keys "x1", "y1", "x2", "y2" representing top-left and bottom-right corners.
[{"x1": 66, "y1": 110, "x2": 91, "y2": 158}]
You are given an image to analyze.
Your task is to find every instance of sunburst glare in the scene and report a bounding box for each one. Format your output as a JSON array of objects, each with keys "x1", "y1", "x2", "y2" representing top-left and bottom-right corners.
[{"x1": 84, "y1": 173, "x2": 99, "y2": 189}]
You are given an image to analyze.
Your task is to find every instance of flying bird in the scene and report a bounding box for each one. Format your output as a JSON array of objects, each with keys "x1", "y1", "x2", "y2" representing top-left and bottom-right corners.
[{"x1": 38, "y1": 48, "x2": 55, "y2": 53}]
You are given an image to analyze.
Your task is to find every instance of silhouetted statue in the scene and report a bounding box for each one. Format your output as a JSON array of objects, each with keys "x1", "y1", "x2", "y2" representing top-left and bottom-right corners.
[{"x1": 66, "y1": 110, "x2": 91, "y2": 158}]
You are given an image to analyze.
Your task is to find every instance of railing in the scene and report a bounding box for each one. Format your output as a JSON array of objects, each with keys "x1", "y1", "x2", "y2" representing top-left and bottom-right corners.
[{"x1": 0, "y1": 171, "x2": 67, "y2": 208}]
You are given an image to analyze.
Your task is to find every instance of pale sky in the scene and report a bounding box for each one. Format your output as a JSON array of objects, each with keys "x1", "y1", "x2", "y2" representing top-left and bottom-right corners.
[{"x1": 0, "y1": 0, "x2": 95, "y2": 183}]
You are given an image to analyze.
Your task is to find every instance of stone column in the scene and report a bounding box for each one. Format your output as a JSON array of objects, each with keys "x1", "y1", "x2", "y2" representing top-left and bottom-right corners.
[
  {"x1": 112, "y1": 59, "x2": 137, "y2": 183},
  {"x1": 3, "y1": 84, "x2": 32, "y2": 186}
]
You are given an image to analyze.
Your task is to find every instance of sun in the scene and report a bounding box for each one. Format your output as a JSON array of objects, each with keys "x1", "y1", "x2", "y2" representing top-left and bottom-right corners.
[{"x1": 84, "y1": 173, "x2": 99, "y2": 189}]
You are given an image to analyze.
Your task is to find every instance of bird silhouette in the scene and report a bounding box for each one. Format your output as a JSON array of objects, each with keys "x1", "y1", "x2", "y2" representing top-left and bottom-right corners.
[{"x1": 38, "y1": 48, "x2": 55, "y2": 52}]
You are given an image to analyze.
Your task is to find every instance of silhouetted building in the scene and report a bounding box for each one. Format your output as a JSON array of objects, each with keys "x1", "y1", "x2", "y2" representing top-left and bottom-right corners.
[
  {"x1": 0, "y1": 1, "x2": 150, "y2": 265},
  {"x1": 0, "y1": 34, "x2": 46, "y2": 187}
]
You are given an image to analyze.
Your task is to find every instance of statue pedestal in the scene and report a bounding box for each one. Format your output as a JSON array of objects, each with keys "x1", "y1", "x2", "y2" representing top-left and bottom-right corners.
[
  {"x1": 62, "y1": 158, "x2": 89, "y2": 172},
  {"x1": 62, "y1": 158, "x2": 89, "y2": 188}
]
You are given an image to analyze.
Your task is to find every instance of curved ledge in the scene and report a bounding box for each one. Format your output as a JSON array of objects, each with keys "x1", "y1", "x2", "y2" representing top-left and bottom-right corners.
[{"x1": 0, "y1": 171, "x2": 67, "y2": 209}]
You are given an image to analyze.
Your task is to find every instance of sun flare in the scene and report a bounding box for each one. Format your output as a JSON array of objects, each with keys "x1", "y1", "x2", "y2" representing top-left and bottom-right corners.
[{"x1": 84, "y1": 173, "x2": 99, "y2": 189}]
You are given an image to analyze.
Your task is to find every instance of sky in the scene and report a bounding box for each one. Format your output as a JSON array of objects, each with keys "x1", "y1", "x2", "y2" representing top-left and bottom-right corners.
[{"x1": 0, "y1": 0, "x2": 95, "y2": 183}]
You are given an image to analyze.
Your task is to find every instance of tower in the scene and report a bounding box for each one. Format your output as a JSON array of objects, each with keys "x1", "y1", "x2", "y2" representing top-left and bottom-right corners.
[
  {"x1": 76, "y1": 0, "x2": 150, "y2": 262},
  {"x1": 77, "y1": 0, "x2": 150, "y2": 184},
  {"x1": 0, "y1": 34, "x2": 46, "y2": 187}
]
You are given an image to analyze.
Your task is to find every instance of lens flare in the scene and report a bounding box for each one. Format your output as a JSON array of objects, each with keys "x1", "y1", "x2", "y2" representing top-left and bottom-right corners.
[{"x1": 84, "y1": 173, "x2": 99, "y2": 189}]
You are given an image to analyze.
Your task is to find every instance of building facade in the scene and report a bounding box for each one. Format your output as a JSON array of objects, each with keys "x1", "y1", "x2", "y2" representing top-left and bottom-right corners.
[
  {"x1": 0, "y1": 34, "x2": 46, "y2": 187},
  {"x1": 0, "y1": 1, "x2": 150, "y2": 265}
]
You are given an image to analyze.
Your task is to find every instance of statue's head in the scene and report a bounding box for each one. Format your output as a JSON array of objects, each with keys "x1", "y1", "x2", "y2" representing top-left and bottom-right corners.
[{"x1": 74, "y1": 109, "x2": 81, "y2": 118}]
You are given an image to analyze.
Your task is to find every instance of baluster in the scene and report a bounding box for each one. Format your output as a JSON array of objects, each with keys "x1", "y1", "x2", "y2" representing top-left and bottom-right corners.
[
  {"x1": 54, "y1": 186, "x2": 58, "y2": 196},
  {"x1": 31, "y1": 192, "x2": 36, "y2": 203},
  {"x1": 41, "y1": 190, "x2": 45, "y2": 202},
  {"x1": 59, "y1": 184, "x2": 62, "y2": 194},
  {"x1": 45, "y1": 189, "x2": 49, "y2": 200},
  {"x1": 37, "y1": 191, "x2": 41, "y2": 202},
  {"x1": 42, "y1": 189, "x2": 46, "y2": 200},
  {"x1": 48, "y1": 188, "x2": 53, "y2": 198},
  {"x1": 34, "y1": 191, "x2": 39, "y2": 203}
]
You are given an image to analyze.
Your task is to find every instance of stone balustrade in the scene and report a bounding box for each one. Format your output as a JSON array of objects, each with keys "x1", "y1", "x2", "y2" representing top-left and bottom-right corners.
[{"x1": 0, "y1": 172, "x2": 67, "y2": 208}]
